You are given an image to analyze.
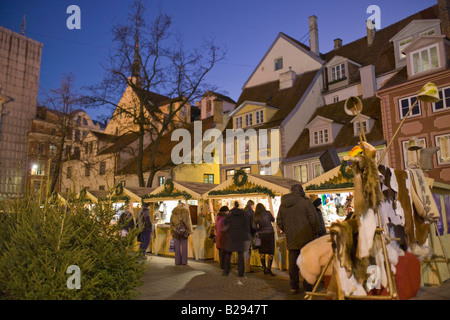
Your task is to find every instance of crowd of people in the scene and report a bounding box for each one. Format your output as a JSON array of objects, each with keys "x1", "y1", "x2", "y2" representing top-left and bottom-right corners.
[{"x1": 117, "y1": 183, "x2": 328, "y2": 295}]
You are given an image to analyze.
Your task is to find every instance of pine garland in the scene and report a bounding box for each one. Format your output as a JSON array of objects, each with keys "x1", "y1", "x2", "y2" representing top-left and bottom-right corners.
[
  {"x1": 305, "y1": 182, "x2": 354, "y2": 191},
  {"x1": 209, "y1": 186, "x2": 275, "y2": 198}
]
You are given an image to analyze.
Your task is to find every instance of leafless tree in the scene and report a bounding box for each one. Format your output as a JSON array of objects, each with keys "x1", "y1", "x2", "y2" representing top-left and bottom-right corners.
[
  {"x1": 84, "y1": 0, "x2": 226, "y2": 187},
  {"x1": 40, "y1": 73, "x2": 80, "y2": 193}
]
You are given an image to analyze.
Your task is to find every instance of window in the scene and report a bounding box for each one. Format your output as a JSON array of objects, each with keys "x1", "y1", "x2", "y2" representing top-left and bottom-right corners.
[
  {"x1": 259, "y1": 165, "x2": 272, "y2": 176},
  {"x1": 312, "y1": 163, "x2": 323, "y2": 178},
  {"x1": 399, "y1": 96, "x2": 421, "y2": 119},
  {"x1": 294, "y1": 164, "x2": 308, "y2": 183},
  {"x1": 330, "y1": 63, "x2": 345, "y2": 82},
  {"x1": 274, "y1": 57, "x2": 283, "y2": 71},
  {"x1": 255, "y1": 110, "x2": 264, "y2": 124},
  {"x1": 402, "y1": 138, "x2": 426, "y2": 169},
  {"x1": 89, "y1": 142, "x2": 93, "y2": 154},
  {"x1": 239, "y1": 138, "x2": 250, "y2": 153},
  {"x1": 158, "y1": 176, "x2": 166, "y2": 186},
  {"x1": 398, "y1": 37, "x2": 412, "y2": 59},
  {"x1": 225, "y1": 169, "x2": 235, "y2": 180},
  {"x1": 99, "y1": 162, "x2": 106, "y2": 175},
  {"x1": 37, "y1": 143, "x2": 44, "y2": 155},
  {"x1": 432, "y1": 87, "x2": 450, "y2": 112},
  {"x1": 83, "y1": 118, "x2": 88, "y2": 126},
  {"x1": 245, "y1": 113, "x2": 253, "y2": 127},
  {"x1": 84, "y1": 164, "x2": 90, "y2": 177},
  {"x1": 65, "y1": 145, "x2": 71, "y2": 156},
  {"x1": 354, "y1": 121, "x2": 369, "y2": 136},
  {"x1": 411, "y1": 45, "x2": 439, "y2": 75},
  {"x1": 420, "y1": 29, "x2": 436, "y2": 36},
  {"x1": 84, "y1": 143, "x2": 89, "y2": 154},
  {"x1": 312, "y1": 129, "x2": 329, "y2": 145},
  {"x1": 67, "y1": 167, "x2": 72, "y2": 179},
  {"x1": 333, "y1": 96, "x2": 339, "y2": 103},
  {"x1": 206, "y1": 100, "x2": 212, "y2": 114},
  {"x1": 74, "y1": 130, "x2": 80, "y2": 141},
  {"x1": 31, "y1": 163, "x2": 44, "y2": 176},
  {"x1": 241, "y1": 167, "x2": 251, "y2": 174},
  {"x1": 99, "y1": 185, "x2": 105, "y2": 191},
  {"x1": 49, "y1": 145, "x2": 56, "y2": 156},
  {"x1": 435, "y1": 133, "x2": 450, "y2": 165},
  {"x1": 235, "y1": 116, "x2": 243, "y2": 129},
  {"x1": 203, "y1": 174, "x2": 214, "y2": 184}
]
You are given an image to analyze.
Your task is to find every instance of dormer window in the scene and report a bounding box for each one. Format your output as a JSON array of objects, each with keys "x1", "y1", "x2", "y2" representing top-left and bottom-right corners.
[
  {"x1": 245, "y1": 113, "x2": 253, "y2": 126},
  {"x1": 398, "y1": 37, "x2": 412, "y2": 59},
  {"x1": 351, "y1": 114, "x2": 373, "y2": 136},
  {"x1": 313, "y1": 129, "x2": 329, "y2": 145},
  {"x1": 330, "y1": 63, "x2": 345, "y2": 82},
  {"x1": 255, "y1": 110, "x2": 264, "y2": 124},
  {"x1": 420, "y1": 29, "x2": 436, "y2": 36},
  {"x1": 411, "y1": 44, "x2": 439, "y2": 75}
]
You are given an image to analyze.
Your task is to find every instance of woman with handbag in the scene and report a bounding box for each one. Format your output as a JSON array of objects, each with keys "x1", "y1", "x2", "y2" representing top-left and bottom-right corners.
[
  {"x1": 170, "y1": 201, "x2": 193, "y2": 265},
  {"x1": 253, "y1": 203, "x2": 275, "y2": 276}
]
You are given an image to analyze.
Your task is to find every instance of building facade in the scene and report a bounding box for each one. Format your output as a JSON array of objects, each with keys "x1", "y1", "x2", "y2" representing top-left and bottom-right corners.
[{"x1": 0, "y1": 26, "x2": 42, "y2": 199}]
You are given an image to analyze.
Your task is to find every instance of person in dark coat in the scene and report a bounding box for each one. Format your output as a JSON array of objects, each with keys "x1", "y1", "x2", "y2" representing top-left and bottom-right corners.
[
  {"x1": 253, "y1": 203, "x2": 275, "y2": 276},
  {"x1": 137, "y1": 203, "x2": 153, "y2": 259},
  {"x1": 312, "y1": 198, "x2": 327, "y2": 237},
  {"x1": 215, "y1": 206, "x2": 229, "y2": 269},
  {"x1": 222, "y1": 201, "x2": 252, "y2": 277},
  {"x1": 118, "y1": 203, "x2": 135, "y2": 237},
  {"x1": 276, "y1": 184, "x2": 319, "y2": 294}
]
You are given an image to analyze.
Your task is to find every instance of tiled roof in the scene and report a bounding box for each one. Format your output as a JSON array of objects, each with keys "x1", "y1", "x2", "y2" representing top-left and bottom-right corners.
[
  {"x1": 323, "y1": 5, "x2": 439, "y2": 76},
  {"x1": 284, "y1": 96, "x2": 384, "y2": 161},
  {"x1": 235, "y1": 69, "x2": 322, "y2": 129},
  {"x1": 118, "y1": 116, "x2": 218, "y2": 175}
]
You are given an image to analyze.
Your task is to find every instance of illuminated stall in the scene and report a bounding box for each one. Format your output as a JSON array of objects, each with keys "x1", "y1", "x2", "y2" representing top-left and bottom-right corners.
[
  {"x1": 302, "y1": 164, "x2": 355, "y2": 228},
  {"x1": 143, "y1": 180, "x2": 217, "y2": 260},
  {"x1": 205, "y1": 171, "x2": 300, "y2": 270}
]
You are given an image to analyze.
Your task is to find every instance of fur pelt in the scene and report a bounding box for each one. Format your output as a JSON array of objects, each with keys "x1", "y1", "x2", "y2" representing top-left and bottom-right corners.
[
  {"x1": 298, "y1": 235, "x2": 332, "y2": 285},
  {"x1": 330, "y1": 219, "x2": 369, "y2": 283},
  {"x1": 351, "y1": 154, "x2": 384, "y2": 215}
]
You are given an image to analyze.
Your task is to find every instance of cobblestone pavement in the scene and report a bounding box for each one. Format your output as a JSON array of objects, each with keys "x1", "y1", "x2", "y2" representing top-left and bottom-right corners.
[{"x1": 136, "y1": 254, "x2": 450, "y2": 301}]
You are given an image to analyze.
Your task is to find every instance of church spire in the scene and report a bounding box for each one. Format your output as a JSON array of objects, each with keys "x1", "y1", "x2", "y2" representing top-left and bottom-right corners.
[{"x1": 131, "y1": 16, "x2": 142, "y2": 86}]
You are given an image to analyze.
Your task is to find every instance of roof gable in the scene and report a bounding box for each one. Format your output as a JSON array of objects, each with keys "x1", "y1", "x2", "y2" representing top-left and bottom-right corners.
[
  {"x1": 389, "y1": 19, "x2": 441, "y2": 42},
  {"x1": 243, "y1": 32, "x2": 324, "y2": 89}
]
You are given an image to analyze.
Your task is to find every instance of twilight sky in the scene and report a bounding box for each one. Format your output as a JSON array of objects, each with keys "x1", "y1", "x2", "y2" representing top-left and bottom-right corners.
[{"x1": 0, "y1": 0, "x2": 437, "y2": 121}]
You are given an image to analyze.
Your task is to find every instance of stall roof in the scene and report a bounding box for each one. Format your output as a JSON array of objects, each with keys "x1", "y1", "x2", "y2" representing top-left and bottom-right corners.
[
  {"x1": 123, "y1": 186, "x2": 156, "y2": 202},
  {"x1": 206, "y1": 174, "x2": 300, "y2": 198},
  {"x1": 85, "y1": 189, "x2": 111, "y2": 203},
  {"x1": 144, "y1": 180, "x2": 218, "y2": 202},
  {"x1": 302, "y1": 165, "x2": 354, "y2": 194}
]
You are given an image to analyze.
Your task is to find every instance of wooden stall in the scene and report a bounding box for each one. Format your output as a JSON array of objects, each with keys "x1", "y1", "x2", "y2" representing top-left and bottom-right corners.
[
  {"x1": 204, "y1": 172, "x2": 300, "y2": 270},
  {"x1": 143, "y1": 180, "x2": 217, "y2": 260}
]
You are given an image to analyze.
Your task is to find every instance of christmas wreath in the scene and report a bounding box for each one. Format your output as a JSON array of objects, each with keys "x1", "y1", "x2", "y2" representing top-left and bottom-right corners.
[
  {"x1": 233, "y1": 170, "x2": 248, "y2": 187},
  {"x1": 164, "y1": 179, "x2": 174, "y2": 193},
  {"x1": 115, "y1": 183, "x2": 124, "y2": 196}
]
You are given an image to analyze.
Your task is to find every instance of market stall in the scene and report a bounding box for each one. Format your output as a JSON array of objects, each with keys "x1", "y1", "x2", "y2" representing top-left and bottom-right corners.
[
  {"x1": 205, "y1": 171, "x2": 300, "y2": 270},
  {"x1": 302, "y1": 162, "x2": 355, "y2": 228},
  {"x1": 143, "y1": 180, "x2": 217, "y2": 260}
]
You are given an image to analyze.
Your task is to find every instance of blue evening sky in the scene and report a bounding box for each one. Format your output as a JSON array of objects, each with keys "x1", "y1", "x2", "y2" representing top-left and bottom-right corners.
[{"x1": 0, "y1": 0, "x2": 437, "y2": 121}]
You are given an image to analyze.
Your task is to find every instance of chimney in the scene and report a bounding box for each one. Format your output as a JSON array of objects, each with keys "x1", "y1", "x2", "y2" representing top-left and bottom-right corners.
[
  {"x1": 366, "y1": 19, "x2": 376, "y2": 46},
  {"x1": 359, "y1": 65, "x2": 377, "y2": 98},
  {"x1": 213, "y1": 99, "x2": 223, "y2": 124},
  {"x1": 309, "y1": 15, "x2": 319, "y2": 55},
  {"x1": 334, "y1": 38, "x2": 342, "y2": 50},
  {"x1": 439, "y1": 0, "x2": 450, "y2": 38},
  {"x1": 279, "y1": 68, "x2": 296, "y2": 89}
]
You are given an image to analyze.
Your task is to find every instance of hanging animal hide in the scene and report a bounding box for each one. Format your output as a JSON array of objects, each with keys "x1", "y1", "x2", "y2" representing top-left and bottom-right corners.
[
  {"x1": 351, "y1": 154, "x2": 384, "y2": 215},
  {"x1": 330, "y1": 219, "x2": 369, "y2": 283}
]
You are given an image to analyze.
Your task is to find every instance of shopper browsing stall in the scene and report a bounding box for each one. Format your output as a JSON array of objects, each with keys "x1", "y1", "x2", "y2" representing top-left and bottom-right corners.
[{"x1": 253, "y1": 203, "x2": 276, "y2": 276}]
